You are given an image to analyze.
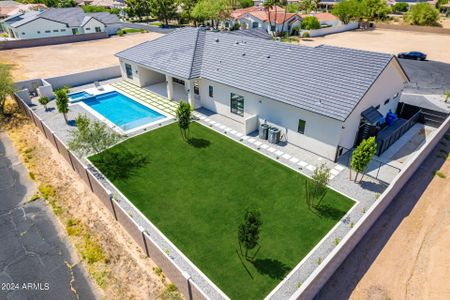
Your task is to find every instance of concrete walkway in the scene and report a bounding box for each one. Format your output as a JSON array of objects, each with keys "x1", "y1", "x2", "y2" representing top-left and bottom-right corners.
[{"x1": 0, "y1": 132, "x2": 98, "y2": 300}]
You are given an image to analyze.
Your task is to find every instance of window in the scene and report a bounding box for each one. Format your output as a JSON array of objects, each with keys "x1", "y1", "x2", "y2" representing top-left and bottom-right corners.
[
  {"x1": 298, "y1": 119, "x2": 306, "y2": 134},
  {"x1": 384, "y1": 99, "x2": 390, "y2": 105},
  {"x1": 53, "y1": 30, "x2": 58, "y2": 32},
  {"x1": 375, "y1": 104, "x2": 380, "y2": 110},
  {"x1": 95, "y1": 27, "x2": 101, "y2": 32},
  {"x1": 45, "y1": 30, "x2": 51, "y2": 33},
  {"x1": 173, "y1": 78, "x2": 185, "y2": 85},
  {"x1": 37, "y1": 31, "x2": 40, "y2": 34},
  {"x1": 194, "y1": 81, "x2": 199, "y2": 95},
  {"x1": 125, "y1": 63, "x2": 133, "y2": 79},
  {"x1": 393, "y1": 92, "x2": 399, "y2": 99},
  {"x1": 21, "y1": 32, "x2": 25, "y2": 35},
  {"x1": 209, "y1": 85, "x2": 214, "y2": 98},
  {"x1": 252, "y1": 22, "x2": 259, "y2": 28},
  {"x1": 86, "y1": 27, "x2": 91, "y2": 31},
  {"x1": 61, "y1": 29, "x2": 66, "y2": 32},
  {"x1": 230, "y1": 93, "x2": 244, "y2": 116}
]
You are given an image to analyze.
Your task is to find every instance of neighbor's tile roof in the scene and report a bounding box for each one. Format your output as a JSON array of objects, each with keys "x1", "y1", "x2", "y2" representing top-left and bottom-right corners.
[
  {"x1": 7, "y1": 7, "x2": 118, "y2": 27},
  {"x1": 230, "y1": 5, "x2": 285, "y2": 19},
  {"x1": 116, "y1": 27, "x2": 401, "y2": 121},
  {"x1": 301, "y1": 12, "x2": 339, "y2": 22},
  {"x1": 247, "y1": 10, "x2": 299, "y2": 24}
]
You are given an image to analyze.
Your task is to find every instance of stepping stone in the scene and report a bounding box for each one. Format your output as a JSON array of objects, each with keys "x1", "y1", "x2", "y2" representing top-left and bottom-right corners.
[
  {"x1": 209, "y1": 120, "x2": 216, "y2": 124},
  {"x1": 297, "y1": 161, "x2": 308, "y2": 168},
  {"x1": 317, "y1": 157, "x2": 323, "y2": 161},
  {"x1": 242, "y1": 136, "x2": 249, "y2": 140},
  {"x1": 205, "y1": 118, "x2": 210, "y2": 122},
  {"x1": 220, "y1": 125, "x2": 226, "y2": 130},
  {"x1": 224, "y1": 127, "x2": 232, "y2": 131},
  {"x1": 255, "y1": 141, "x2": 262, "y2": 146},
  {"x1": 236, "y1": 133, "x2": 243, "y2": 138},
  {"x1": 290, "y1": 157, "x2": 299, "y2": 163},
  {"x1": 282, "y1": 154, "x2": 292, "y2": 160},
  {"x1": 330, "y1": 169, "x2": 340, "y2": 176},
  {"x1": 230, "y1": 130, "x2": 237, "y2": 135},
  {"x1": 248, "y1": 138, "x2": 256, "y2": 143},
  {"x1": 329, "y1": 175, "x2": 335, "y2": 180},
  {"x1": 335, "y1": 165, "x2": 345, "y2": 171},
  {"x1": 306, "y1": 165, "x2": 316, "y2": 172},
  {"x1": 215, "y1": 123, "x2": 222, "y2": 127},
  {"x1": 275, "y1": 150, "x2": 284, "y2": 156},
  {"x1": 268, "y1": 147, "x2": 276, "y2": 153},
  {"x1": 261, "y1": 144, "x2": 269, "y2": 149}
]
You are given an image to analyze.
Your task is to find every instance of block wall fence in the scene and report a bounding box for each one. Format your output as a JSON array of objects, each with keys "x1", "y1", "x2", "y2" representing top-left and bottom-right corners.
[{"x1": 13, "y1": 94, "x2": 209, "y2": 300}]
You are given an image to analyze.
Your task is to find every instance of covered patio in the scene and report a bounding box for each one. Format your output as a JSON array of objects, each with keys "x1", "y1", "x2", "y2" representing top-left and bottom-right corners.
[{"x1": 144, "y1": 81, "x2": 200, "y2": 106}]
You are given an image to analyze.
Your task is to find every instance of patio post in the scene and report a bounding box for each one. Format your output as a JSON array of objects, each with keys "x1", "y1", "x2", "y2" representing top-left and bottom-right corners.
[
  {"x1": 166, "y1": 74, "x2": 174, "y2": 100},
  {"x1": 186, "y1": 80, "x2": 195, "y2": 108}
]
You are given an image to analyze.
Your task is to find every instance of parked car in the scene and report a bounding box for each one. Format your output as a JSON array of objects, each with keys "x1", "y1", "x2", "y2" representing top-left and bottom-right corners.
[{"x1": 397, "y1": 51, "x2": 427, "y2": 61}]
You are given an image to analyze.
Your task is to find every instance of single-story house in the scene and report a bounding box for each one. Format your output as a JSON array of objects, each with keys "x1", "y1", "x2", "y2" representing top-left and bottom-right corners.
[
  {"x1": 301, "y1": 12, "x2": 340, "y2": 27},
  {"x1": 239, "y1": 10, "x2": 302, "y2": 34},
  {"x1": 0, "y1": 7, "x2": 119, "y2": 39},
  {"x1": 115, "y1": 27, "x2": 409, "y2": 161}
]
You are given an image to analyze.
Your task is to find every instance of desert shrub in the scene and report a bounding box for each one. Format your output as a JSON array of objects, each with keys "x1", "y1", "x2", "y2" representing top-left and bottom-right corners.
[
  {"x1": 393, "y1": 2, "x2": 409, "y2": 13},
  {"x1": 405, "y1": 3, "x2": 440, "y2": 26},
  {"x1": 301, "y1": 16, "x2": 321, "y2": 30}
]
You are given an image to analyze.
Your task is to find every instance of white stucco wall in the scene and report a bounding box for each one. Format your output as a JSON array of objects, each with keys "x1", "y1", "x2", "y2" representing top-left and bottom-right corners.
[
  {"x1": 119, "y1": 59, "x2": 167, "y2": 87},
  {"x1": 81, "y1": 18, "x2": 105, "y2": 34},
  {"x1": 339, "y1": 58, "x2": 408, "y2": 149},
  {"x1": 199, "y1": 78, "x2": 344, "y2": 160},
  {"x1": 13, "y1": 18, "x2": 70, "y2": 39}
]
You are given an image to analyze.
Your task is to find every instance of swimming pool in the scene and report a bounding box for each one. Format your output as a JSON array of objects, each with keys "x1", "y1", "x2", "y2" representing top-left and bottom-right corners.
[
  {"x1": 69, "y1": 91, "x2": 92, "y2": 102},
  {"x1": 82, "y1": 91, "x2": 166, "y2": 132}
]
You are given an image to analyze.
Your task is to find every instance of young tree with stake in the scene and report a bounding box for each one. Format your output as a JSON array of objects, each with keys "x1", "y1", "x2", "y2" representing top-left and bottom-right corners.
[
  {"x1": 55, "y1": 88, "x2": 69, "y2": 124},
  {"x1": 238, "y1": 209, "x2": 263, "y2": 260},
  {"x1": 175, "y1": 100, "x2": 192, "y2": 142},
  {"x1": 350, "y1": 136, "x2": 377, "y2": 183},
  {"x1": 305, "y1": 163, "x2": 330, "y2": 209}
]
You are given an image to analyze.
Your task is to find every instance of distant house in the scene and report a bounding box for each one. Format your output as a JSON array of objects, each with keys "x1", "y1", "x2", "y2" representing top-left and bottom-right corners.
[
  {"x1": 115, "y1": 27, "x2": 409, "y2": 160},
  {"x1": 0, "y1": 7, "x2": 120, "y2": 39},
  {"x1": 0, "y1": 1, "x2": 46, "y2": 20},
  {"x1": 223, "y1": 6, "x2": 301, "y2": 34},
  {"x1": 300, "y1": 12, "x2": 340, "y2": 27},
  {"x1": 75, "y1": 0, "x2": 125, "y2": 9}
]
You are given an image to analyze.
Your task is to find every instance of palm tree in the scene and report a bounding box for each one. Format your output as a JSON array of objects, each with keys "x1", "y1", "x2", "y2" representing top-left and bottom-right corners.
[
  {"x1": 279, "y1": 0, "x2": 289, "y2": 36},
  {"x1": 263, "y1": 0, "x2": 275, "y2": 36}
]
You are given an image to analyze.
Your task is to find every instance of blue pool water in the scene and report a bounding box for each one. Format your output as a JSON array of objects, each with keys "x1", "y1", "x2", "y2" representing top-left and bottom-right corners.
[
  {"x1": 83, "y1": 91, "x2": 166, "y2": 131},
  {"x1": 69, "y1": 91, "x2": 92, "y2": 102}
]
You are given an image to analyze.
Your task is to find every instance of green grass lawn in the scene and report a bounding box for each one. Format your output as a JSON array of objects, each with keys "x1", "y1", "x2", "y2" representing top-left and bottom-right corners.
[{"x1": 90, "y1": 123, "x2": 354, "y2": 299}]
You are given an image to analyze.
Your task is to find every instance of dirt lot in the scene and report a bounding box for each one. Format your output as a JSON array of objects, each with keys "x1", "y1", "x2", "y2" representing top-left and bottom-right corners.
[
  {"x1": 317, "y1": 136, "x2": 450, "y2": 300},
  {"x1": 0, "y1": 32, "x2": 162, "y2": 80},
  {"x1": 3, "y1": 114, "x2": 178, "y2": 299},
  {"x1": 303, "y1": 29, "x2": 450, "y2": 64}
]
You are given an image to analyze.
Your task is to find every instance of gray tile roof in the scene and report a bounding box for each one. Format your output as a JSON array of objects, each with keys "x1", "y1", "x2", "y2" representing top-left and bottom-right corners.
[
  {"x1": 7, "y1": 7, "x2": 119, "y2": 28},
  {"x1": 116, "y1": 27, "x2": 404, "y2": 121}
]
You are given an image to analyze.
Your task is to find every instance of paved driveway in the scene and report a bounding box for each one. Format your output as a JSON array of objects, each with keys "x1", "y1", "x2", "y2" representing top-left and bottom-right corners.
[{"x1": 0, "y1": 132, "x2": 98, "y2": 300}]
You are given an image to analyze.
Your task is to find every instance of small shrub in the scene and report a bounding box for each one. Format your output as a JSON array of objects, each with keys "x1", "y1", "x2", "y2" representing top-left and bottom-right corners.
[
  {"x1": 80, "y1": 234, "x2": 106, "y2": 264},
  {"x1": 434, "y1": 170, "x2": 446, "y2": 178},
  {"x1": 117, "y1": 29, "x2": 124, "y2": 36},
  {"x1": 92, "y1": 270, "x2": 110, "y2": 289},
  {"x1": 38, "y1": 184, "x2": 56, "y2": 200},
  {"x1": 154, "y1": 267, "x2": 163, "y2": 276},
  {"x1": 162, "y1": 283, "x2": 182, "y2": 300},
  {"x1": 316, "y1": 257, "x2": 322, "y2": 265},
  {"x1": 334, "y1": 237, "x2": 341, "y2": 245},
  {"x1": 38, "y1": 96, "x2": 50, "y2": 111},
  {"x1": 297, "y1": 281, "x2": 302, "y2": 288},
  {"x1": 29, "y1": 172, "x2": 35, "y2": 180},
  {"x1": 302, "y1": 31, "x2": 310, "y2": 38},
  {"x1": 66, "y1": 219, "x2": 84, "y2": 236}
]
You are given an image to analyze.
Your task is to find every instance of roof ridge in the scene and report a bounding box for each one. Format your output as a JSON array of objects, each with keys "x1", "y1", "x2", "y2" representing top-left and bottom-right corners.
[{"x1": 188, "y1": 28, "x2": 205, "y2": 79}]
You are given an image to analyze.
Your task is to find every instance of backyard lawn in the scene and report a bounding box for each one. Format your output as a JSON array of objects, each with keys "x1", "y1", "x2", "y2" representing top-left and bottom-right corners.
[{"x1": 90, "y1": 122, "x2": 354, "y2": 299}]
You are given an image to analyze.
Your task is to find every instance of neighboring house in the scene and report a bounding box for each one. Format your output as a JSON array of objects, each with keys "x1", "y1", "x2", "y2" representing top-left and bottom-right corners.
[
  {"x1": 76, "y1": 0, "x2": 125, "y2": 9},
  {"x1": 223, "y1": 6, "x2": 301, "y2": 34},
  {"x1": 0, "y1": 7, "x2": 119, "y2": 39},
  {"x1": 115, "y1": 27, "x2": 409, "y2": 161},
  {"x1": 0, "y1": 1, "x2": 46, "y2": 20},
  {"x1": 301, "y1": 12, "x2": 340, "y2": 27}
]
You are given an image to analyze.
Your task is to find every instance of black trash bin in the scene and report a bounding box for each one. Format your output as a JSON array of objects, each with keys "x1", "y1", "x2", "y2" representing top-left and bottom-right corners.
[
  {"x1": 259, "y1": 123, "x2": 270, "y2": 140},
  {"x1": 268, "y1": 127, "x2": 280, "y2": 144}
]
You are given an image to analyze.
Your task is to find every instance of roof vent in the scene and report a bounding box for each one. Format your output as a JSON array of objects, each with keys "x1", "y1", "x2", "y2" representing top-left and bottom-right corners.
[
  {"x1": 267, "y1": 54, "x2": 271, "y2": 58},
  {"x1": 215, "y1": 38, "x2": 219, "y2": 43},
  {"x1": 242, "y1": 53, "x2": 246, "y2": 57},
  {"x1": 235, "y1": 41, "x2": 240, "y2": 45}
]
